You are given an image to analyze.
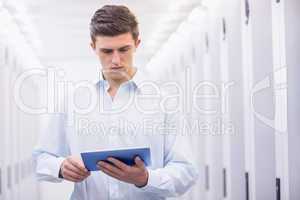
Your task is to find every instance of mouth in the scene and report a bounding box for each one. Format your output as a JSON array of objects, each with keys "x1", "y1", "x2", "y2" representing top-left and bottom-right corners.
[{"x1": 109, "y1": 66, "x2": 125, "y2": 72}]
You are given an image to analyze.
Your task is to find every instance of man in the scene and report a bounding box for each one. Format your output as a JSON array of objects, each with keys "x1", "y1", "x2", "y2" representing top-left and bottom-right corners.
[{"x1": 33, "y1": 5, "x2": 198, "y2": 199}]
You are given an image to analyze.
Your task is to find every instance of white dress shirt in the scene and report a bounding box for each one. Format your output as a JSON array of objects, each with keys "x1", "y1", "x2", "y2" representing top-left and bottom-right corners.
[{"x1": 33, "y1": 69, "x2": 199, "y2": 200}]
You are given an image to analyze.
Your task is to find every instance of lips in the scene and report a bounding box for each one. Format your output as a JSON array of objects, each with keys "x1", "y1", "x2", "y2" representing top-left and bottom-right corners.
[{"x1": 110, "y1": 66, "x2": 125, "y2": 71}]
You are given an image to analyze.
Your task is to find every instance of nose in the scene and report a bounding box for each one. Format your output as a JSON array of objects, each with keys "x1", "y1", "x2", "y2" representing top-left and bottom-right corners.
[{"x1": 112, "y1": 51, "x2": 121, "y2": 66}]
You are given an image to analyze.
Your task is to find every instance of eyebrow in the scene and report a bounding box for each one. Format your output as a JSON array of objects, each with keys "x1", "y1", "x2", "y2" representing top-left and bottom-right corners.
[{"x1": 100, "y1": 45, "x2": 132, "y2": 51}]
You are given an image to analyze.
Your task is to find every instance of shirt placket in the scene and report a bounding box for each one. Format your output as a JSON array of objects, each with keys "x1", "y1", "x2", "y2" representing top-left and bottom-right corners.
[
  {"x1": 108, "y1": 114, "x2": 121, "y2": 200},
  {"x1": 107, "y1": 87, "x2": 122, "y2": 200}
]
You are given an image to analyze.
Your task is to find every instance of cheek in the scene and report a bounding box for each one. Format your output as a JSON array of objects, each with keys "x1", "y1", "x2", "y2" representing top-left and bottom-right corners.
[
  {"x1": 122, "y1": 52, "x2": 133, "y2": 63},
  {"x1": 99, "y1": 54, "x2": 112, "y2": 67}
]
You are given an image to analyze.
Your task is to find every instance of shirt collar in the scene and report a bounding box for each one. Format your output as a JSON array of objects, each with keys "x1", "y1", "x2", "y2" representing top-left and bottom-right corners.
[
  {"x1": 96, "y1": 67, "x2": 145, "y2": 91},
  {"x1": 129, "y1": 67, "x2": 144, "y2": 89}
]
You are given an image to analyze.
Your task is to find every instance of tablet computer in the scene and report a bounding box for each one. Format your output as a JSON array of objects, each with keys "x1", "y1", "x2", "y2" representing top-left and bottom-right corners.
[{"x1": 81, "y1": 147, "x2": 151, "y2": 171}]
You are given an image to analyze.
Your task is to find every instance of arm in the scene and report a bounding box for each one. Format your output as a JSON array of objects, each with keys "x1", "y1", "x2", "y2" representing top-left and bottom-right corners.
[
  {"x1": 32, "y1": 113, "x2": 70, "y2": 182},
  {"x1": 33, "y1": 113, "x2": 90, "y2": 182},
  {"x1": 139, "y1": 113, "x2": 199, "y2": 197}
]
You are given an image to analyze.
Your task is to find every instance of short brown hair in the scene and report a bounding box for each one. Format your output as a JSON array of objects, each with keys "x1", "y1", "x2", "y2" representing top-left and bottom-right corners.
[{"x1": 90, "y1": 5, "x2": 139, "y2": 42}]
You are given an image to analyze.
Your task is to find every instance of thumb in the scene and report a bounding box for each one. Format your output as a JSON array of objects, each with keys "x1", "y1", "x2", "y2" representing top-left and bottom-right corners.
[{"x1": 134, "y1": 156, "x2": 145, "y2": 169}]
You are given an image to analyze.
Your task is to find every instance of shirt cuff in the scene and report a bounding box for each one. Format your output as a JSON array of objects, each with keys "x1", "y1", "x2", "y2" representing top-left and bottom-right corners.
[
  {"x1": 36, "y1": 156, "x2": 66, "y2": 182},
  {"x1": 54, "y1": 157, "x2": 66, "y2": 179},
  {"x1": 137, "y1": 168, "x2": 161, "y2": 193}
]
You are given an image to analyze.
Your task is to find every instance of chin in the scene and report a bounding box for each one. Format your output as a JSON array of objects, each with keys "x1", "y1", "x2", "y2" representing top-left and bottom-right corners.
[{"x1": 107, "y1": 72, "x2": 128, "y2": 81}]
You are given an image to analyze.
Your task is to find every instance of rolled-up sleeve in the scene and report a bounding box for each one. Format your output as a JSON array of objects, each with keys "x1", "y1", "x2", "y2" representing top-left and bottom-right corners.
[
  {"x1": 32, "y1": 113, "x2": 70, "y2": 182},
  {"x1": 138, "y1": 113, "x2": 199, "y2": 198}
]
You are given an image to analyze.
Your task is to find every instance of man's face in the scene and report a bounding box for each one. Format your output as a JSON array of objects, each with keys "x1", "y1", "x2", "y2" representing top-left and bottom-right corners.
[{"x1": 91, "y1": 32, "x2": 140, "y2": 82}]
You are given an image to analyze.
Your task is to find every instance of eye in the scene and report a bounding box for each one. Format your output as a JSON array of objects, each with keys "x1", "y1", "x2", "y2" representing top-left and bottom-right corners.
[
  {"x1": 101, "y1": 49, "x2": 113, "y2": 54},
  {"x1": 119, "y1": 47, "x2": 130, "y2": 53}
]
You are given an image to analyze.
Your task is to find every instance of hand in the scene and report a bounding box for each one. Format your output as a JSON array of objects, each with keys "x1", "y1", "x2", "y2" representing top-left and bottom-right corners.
[
  {"x1": 97, "y1": 156, "x2": 149, "y2": 187},
  {"x1": 60, "y1": 156, "x2": 91, "y2": 182}
]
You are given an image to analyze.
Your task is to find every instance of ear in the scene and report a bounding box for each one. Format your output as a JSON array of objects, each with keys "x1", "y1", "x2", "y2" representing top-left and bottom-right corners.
[
  {"x1": 135, "y1": 39, "x2": 141, "y2": 49},
  {"x1": 90, "y1": 41, "x2": 96, "y2": 51}
]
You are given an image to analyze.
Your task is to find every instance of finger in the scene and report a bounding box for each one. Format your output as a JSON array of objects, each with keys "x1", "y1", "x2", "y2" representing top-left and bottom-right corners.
[
  {"x1": 66, "y1": 169, "x2": 88, "y2": 180},
  {"x1": 107, "y1": 157, "x2": 129, "y2": 171},
  {"x1": 97, "y1": 161, "x2": 124, "y2": 177},
  {"x1": 65, "y1": 163, "x2": 89, "y2": 177},
  {"x1": 100, "y1": 167, "x2": 121, "y2": 180},
  {"x1": 69, "y1": 159, "x2": 89, "y2": 174},
  {"x1": 134, "y1": 156, "x2": 145, "y2": 169},
  {"x1": 64, "y1": 170, "x2": 87, "y2": 182},
  {"x1": 69, "y1": 158, "x2": 88, "y2": 172}
]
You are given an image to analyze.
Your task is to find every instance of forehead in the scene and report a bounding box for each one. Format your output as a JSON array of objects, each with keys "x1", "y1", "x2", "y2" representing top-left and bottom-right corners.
[{"x1": 94, "y1": 33, "x2": 135, "y2": 49}]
